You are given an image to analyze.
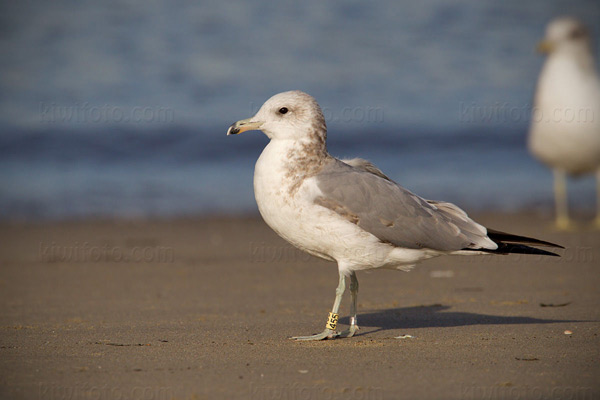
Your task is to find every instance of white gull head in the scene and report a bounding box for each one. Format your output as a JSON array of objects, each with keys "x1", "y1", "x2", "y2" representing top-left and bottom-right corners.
[
  {"x1": 538, "y1": 17, "x2": 592, "y2": 57},
  {"x1": 227, "y1": 90, "x2": 327, "y2": 143}
]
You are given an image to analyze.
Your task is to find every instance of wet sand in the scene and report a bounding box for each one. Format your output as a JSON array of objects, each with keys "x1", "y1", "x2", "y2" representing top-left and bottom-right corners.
[{"x1": 0, "y1": 213, "x2": 599, "y2": 399}]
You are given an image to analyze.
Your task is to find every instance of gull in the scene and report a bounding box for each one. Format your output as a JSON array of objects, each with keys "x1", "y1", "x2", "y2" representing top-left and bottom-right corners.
[
  {"x1": 228, "y1": 90, "x2": 562, "y2": 341},
  {"x1": 528, "y1": 17, "x2": 600, "y2": 229}
]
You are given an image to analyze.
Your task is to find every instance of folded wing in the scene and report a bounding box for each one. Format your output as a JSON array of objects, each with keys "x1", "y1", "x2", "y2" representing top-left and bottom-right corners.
[{"x1": 314, "y1": 159, "x2": 497, "y2": 251}]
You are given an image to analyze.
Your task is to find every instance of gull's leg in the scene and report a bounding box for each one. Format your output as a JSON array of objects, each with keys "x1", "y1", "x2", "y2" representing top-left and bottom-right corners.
[
  {"x1": 291, "y1": 272, "x2": 346, "y2": 341},
  {"x1": 337, "y1": 271, "x2": 359, "y2": 338},
  {"x1": 553, "y1": 169, "x2": 572, "y2": 230}
]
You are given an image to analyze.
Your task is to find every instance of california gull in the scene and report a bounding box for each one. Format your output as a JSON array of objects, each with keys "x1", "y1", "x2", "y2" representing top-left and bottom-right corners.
[
  {"x1": 228, "y1": 90, "x2": 562, "y2": 340},
  {"x1": 528, "y1": 17, "x2": 600, "y2": 229}
]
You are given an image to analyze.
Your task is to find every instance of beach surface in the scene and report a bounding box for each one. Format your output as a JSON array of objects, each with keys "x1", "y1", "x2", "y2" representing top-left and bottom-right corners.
[{"x1": 1, "y1": 213, "x2": 598, "y2": 400}]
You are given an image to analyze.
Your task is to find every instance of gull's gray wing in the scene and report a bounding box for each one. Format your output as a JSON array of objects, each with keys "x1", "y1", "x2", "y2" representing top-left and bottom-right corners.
[{"x1": 314, "y1": 159, "x2": 496, "y2": 251}]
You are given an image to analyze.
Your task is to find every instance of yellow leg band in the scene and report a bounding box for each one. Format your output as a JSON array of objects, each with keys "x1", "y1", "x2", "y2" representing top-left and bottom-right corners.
[{"x1": 326, "y1": 312, "x2": 339, "y2": 331}]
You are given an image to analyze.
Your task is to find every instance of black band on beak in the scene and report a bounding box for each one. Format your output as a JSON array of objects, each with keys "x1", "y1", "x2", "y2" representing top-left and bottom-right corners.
[{"x1": 227, "y1": 123, "x2": 240, "y2": 135}]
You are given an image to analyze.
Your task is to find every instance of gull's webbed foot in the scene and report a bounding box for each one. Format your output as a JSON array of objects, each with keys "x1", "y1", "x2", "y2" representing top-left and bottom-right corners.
[
  {"x1": 336, "y1": 324, "x2": 359, "y2": 338},
  {"x1": 291, "y1": 322, "x2": 359, "y2": 341},
  {"x1": 291, "y1": 311, "x2": 342, "y2": 341},
  {"x1": 291, "y1": 328, "x2": 337, "y2": 341}
]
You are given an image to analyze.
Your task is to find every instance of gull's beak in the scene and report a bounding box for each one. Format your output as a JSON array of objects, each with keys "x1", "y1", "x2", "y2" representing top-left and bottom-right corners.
[
  {"x1": 536, "y1": 40, "x2": 554, "y2": 54},
  {"x1": 227, "y1": 118, "x2": 264, "y2": 136}
]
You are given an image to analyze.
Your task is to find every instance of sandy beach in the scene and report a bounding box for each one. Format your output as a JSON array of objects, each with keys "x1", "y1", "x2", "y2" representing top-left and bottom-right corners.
[{"x1": 1, "y1": 213, "x2": 599, "y2": 399}]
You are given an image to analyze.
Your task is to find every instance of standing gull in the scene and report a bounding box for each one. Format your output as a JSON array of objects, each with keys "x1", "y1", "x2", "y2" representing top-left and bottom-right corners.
[
  {"x1": 528, "y1": 17, "x2": 600, "y2": 229},
  {"x1": 228, "y1": 90, "x2": 561, "y2": 341}
]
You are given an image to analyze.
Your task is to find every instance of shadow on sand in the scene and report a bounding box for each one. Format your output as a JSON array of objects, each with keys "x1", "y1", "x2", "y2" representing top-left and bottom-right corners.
[{"x1": 339, "y1": 304, "x2": 578, "y2": 336}]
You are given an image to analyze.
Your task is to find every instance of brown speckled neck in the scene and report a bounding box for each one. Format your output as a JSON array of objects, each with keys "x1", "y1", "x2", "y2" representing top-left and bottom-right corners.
[{"x1": 284, "y1": 128, "x2": 331, "y2": 196}]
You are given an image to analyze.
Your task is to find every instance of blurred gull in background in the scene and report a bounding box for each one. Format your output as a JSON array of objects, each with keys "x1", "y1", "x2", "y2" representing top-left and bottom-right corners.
[{"x1": 528, "y1": 17, "x2": 600, "y2": 229}]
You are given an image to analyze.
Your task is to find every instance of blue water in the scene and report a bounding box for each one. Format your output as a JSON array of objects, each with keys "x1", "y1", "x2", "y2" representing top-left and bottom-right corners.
[{"x1": 1, "y1": 0, "x2": 599, "y2": 220}]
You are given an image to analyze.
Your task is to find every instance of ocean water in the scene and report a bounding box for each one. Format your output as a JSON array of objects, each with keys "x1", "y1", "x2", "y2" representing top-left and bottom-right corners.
[{"x1": 1, "y1": 0, "x2": 599, "y2": 220}]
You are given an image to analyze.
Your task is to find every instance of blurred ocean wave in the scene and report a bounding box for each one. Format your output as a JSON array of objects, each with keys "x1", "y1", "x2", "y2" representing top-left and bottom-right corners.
[{"x1": 0, "y1": 0, "x2": 598, "y2": 219}]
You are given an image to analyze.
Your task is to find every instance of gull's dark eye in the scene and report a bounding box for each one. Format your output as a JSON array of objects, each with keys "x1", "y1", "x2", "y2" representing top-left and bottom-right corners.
[
  {"x1": 278, "y1": 107, "x2": 288, "y2": 115},
  {"x1": 569, "y1": 27, "x2": 587, "y2": 40}
]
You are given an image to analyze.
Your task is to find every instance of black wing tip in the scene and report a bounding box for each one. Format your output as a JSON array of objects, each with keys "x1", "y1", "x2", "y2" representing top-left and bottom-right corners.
[
  {"x1": 496, "y1": 244, "x2": 561, "y2": 257},
  {"x1": 486, "y1": 228, "x2": 564, "y2": 249},
  {"x1": 463, "y1": 227, "x2": 565, "y2": 257},
  {"x1": 485, "y1": 227, "x2": 564, "y2": 257}
]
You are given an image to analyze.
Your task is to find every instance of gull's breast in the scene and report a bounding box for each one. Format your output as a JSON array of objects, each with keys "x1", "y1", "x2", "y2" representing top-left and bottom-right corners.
[{"x1": 253, "y1": 140, "x2": 336, "y2": 261}]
